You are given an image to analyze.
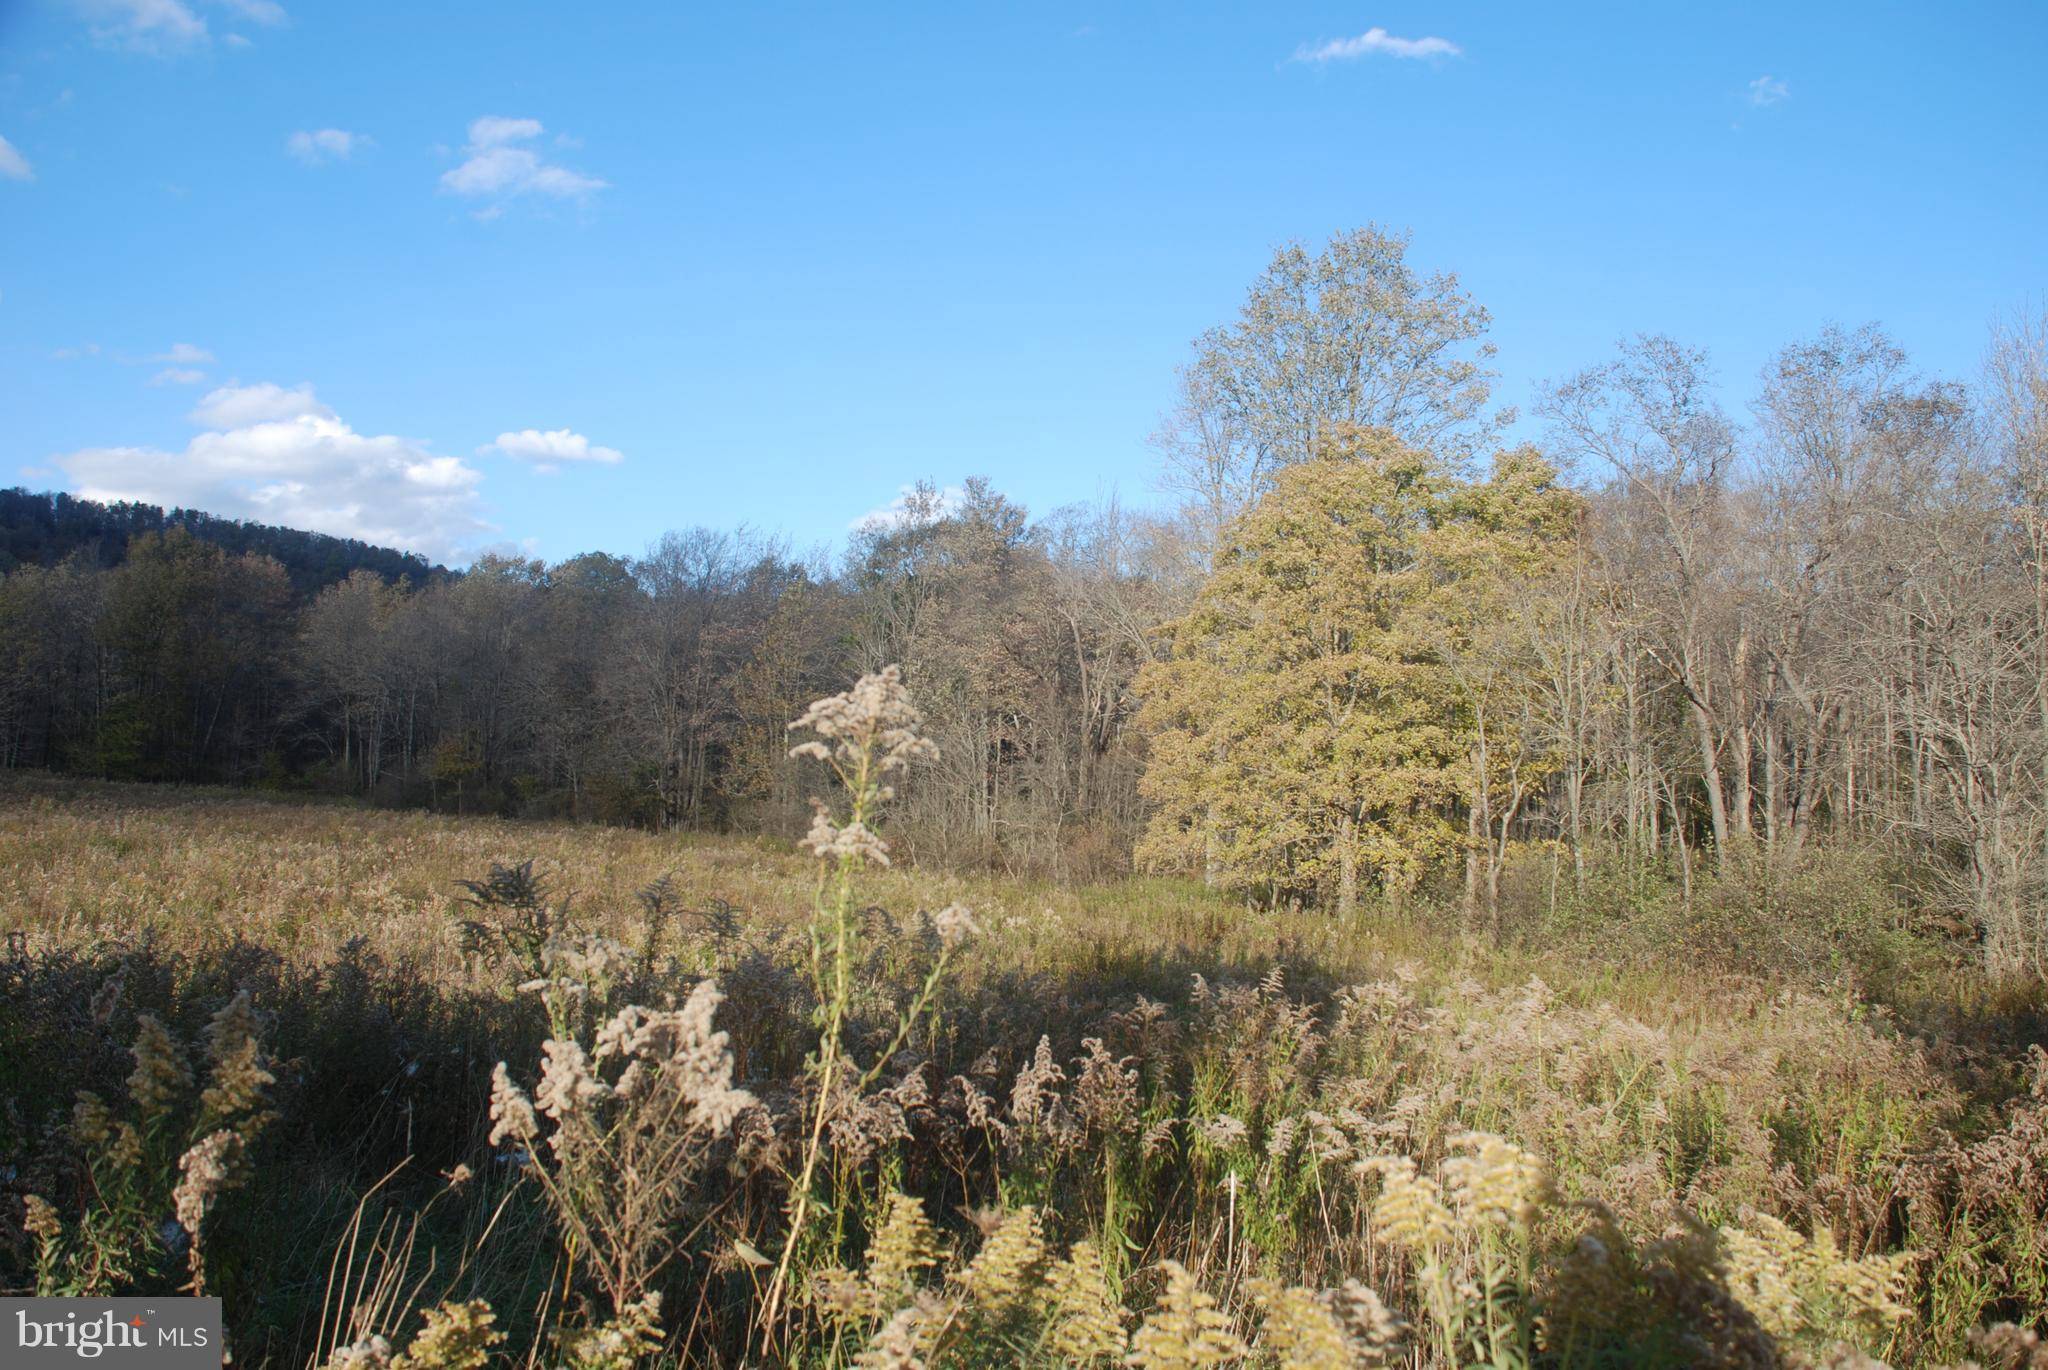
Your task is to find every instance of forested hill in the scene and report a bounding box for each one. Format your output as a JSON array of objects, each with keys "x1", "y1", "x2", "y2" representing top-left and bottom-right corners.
[{"x1": 0, "y1": 488, "x2": 446, "y2": 594}]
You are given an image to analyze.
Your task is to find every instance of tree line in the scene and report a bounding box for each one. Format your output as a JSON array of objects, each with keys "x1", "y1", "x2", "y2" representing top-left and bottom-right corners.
[
  {"x1": 0, "y1": 481, "x2": 1180, "y2": 880},
  {"x1": 1143, "y1": 230, "x2": 2048, "y2": 974},
  {"x1": 3, "y1": 226, "x2": 2044, "y2": 970}
]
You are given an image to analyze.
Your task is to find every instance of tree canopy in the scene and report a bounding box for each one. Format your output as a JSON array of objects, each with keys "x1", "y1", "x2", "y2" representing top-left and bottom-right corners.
[{"x1": 1136, "y1": 427, "x2": 1579, "y2": 914}]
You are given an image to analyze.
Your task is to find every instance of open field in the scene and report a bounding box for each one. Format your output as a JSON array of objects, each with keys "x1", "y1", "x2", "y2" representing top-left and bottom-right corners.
[
  {"x1": 8, "y1": 3, "x2": 2046, "y2": 1362},
  {"x1": 3, "y1": 772, "x2": 2045, "y2": 1367}
]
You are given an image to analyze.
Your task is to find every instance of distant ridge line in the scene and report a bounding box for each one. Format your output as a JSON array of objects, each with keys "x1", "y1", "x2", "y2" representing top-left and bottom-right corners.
[{"x1": 0, "y1": 487, "x2": 451, "y2": 596}]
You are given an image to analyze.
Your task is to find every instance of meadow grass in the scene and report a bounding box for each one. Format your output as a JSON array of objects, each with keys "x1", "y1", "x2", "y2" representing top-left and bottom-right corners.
[{"x1": 2, "y1": 769, "x2": 2044, "y2": 1368}]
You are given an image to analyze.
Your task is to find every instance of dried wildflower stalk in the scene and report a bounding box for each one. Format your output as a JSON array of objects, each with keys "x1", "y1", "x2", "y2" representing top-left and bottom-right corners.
[
  {"x1": 819, "y1": 1198, "x2": 1130, "y2": 1367},
  {"x1": 550, "y1": 1292, "x2": 664, "y2": 1370},
  {"x1": 36, "y1": 992, "x2": 273, "y2": 1298},
  {"x1": 1718, "y1": 1212, "x2": 1916, "y2": 1351},
  {"x1": 319, "y1": 1299, "x2": 505, "y2": 1370},
  {"x1": 761, "y1": 667, "x2": 974, "y2": 1341},
  {"x1": 811, "y1": 1190, "x2": 949, "y2": 1333},
  {"x1": 819, "y1": 1196, "x2": 1413, "y2": 1370},
  {"x1": 1250, "y1": 1277, "x2": 1405, "y2": 1369},
  {"x1": 1128, "y1": 1259, "x2": 1248, "y2": 1368},
  {"x1": 1359, "y1": 1132, "x2": 1549, "y2": 1368},
  {"x1": 1043, "y1": 1238, "x2": 1128, "y2": 1364},
  {"x1": 487, "y1": 976, "x2": 759, "y2": 1319}
]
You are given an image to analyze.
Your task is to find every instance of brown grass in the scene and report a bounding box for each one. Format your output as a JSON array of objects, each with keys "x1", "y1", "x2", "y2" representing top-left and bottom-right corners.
[{"x1": 2, "y1": 769, "x2": 2044, "y2": 1367}]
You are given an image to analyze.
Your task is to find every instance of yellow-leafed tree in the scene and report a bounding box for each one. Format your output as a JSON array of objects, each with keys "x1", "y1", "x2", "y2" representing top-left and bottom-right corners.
[
  {"x1": 1428, "y1": 448, "x2": 1585, "y2": 925},
  {"x1": 1136, "y1": 426, "x2": 1579, "y2": 915}
]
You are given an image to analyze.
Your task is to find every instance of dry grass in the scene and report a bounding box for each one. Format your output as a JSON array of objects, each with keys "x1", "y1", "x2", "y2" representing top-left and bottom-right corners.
[
  {"x1": 0, "y1": 773, "x2": 1854, "y2": 1017},
  {"x1": 2, "y1": 769, "x2": 2044, "y2": 1367}
]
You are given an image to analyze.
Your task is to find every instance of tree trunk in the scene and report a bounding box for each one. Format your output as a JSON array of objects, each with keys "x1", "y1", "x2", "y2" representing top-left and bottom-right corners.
[
  {"x1": 1336, "y1": 811, "x2": 1358, "y2": 918},
  {"x1": 1690, "y1": 693, "x2": 1731, "y2": 856}
]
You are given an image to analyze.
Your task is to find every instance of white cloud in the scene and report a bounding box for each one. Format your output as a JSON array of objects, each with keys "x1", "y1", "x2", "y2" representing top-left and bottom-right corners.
[
  {"x1": 440, "y1": 115, "x2": 607, "y2": 207},
  {"x1": 54, "y1": 343, "x2": 103, "y2": 360},
  {"x1": 469, "y1": 116, "x2": 542, "y2": 147},
  {"x1": 57, "y1": 382, "x2": 488, "y2": 561},
  {"x1": 1747, "y1": 75, "x2": 1790, "y2": 107},
  {"x1": 480, "y1": 427, "x2": 624, "y2": 473},
  {"x1": 153, "y1": 341, "x2": 215, "y2": 365},
  {"x1": 1294, "y1": 27, "x2": 1461, "y2": 63},
  {"x1": 852, "y1": 484, "x2": 968, "y2": 533},
  {"x1": 1294, "y1": 26, "x2": 1458, "y2": 62},
  {"x1": 149, "y1": 367, "x2": 208, "y2": 386},
  {"x1": 287, "y1": 128, "x2": 366, "y2": 164},
  {"x1": 73, "y1": 0, "x2": 285, "y2": 54},
  {"x1": 190, "y1": 380, "x2": 327, "y2": 428},
  {"x1": 0, "y1": 134, "x2": 32, "y2": 182},
  {"x1": 75, "y1": 0, "x2": 209, "y2": 52}
]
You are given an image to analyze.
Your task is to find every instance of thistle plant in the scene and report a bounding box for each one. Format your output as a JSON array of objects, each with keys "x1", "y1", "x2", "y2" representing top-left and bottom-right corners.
[{"x1": 760, "y1": 666, "x2": 976, "y2": 1340}]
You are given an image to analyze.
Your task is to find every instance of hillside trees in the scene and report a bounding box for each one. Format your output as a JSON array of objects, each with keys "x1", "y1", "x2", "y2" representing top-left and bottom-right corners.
[
  {"x1": 0, "y1": 555, "x2": 102, "y2": 770},
  {"x1": 0, "y1": 487, "x2": 442, "y2": 590},
  {"x1": 297, "y1": 569, "x2": 406, "y2": 790},
  {"x1": 729, "y1": 571, "x2": 835, "y2": 832},
  {"x1": 1912, "y1": 312, "x2": 2048, "y2": 976},
  {"x1": 614, "y1": 530, "x2": 753, "y2": 830},
  {"x1": 95, "y1": 529, "x2": 293, "y2": 779},
  {"x1": 532, "y1": 552, "x2": 641, "y2": 812}
]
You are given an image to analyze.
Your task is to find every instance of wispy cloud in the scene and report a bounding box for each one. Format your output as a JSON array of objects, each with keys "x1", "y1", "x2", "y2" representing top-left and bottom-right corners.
[
  {"x1": 1747, "y1": 74, "x2": 1790, "y2": 107},
  {"x1": 153, "y1": 342, "x2": 216, "y2": 365},
  {"x1": 76, "y1": 0, "x2": 208, "y2": 53},
  {"x1": 73, "y1": 0, "x2": 284, "y2": 55},
  {"x1": 54, "y1": 343, "x2": 103, "y2": 360},
  {"x1": 440, "y1": 116, "x2": 607, "y2": 211},
  {"x1": 149, "y1": 367, "x2": 208, "y2": 386},
  {"x1": 0, "y1": 134, "x2": 33, "y2": 182},
  {"x1": 287, "y1": 128, "x2": 367, "y2": 165},
  {"x1": 61, "y1": 381, "x2": 490, "y2": 561},
  {"x1": 1294, "y1": 26, "x2": 1461, "y2": 64},
  {"x1": 479, "y1": 427, "x2": 624, "y2": 474}
]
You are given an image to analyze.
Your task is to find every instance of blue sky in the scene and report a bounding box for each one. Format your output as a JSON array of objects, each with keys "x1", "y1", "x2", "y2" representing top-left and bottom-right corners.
[{"x1": 1, "y1": 2, "x2": 2042, "y2": 565}]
